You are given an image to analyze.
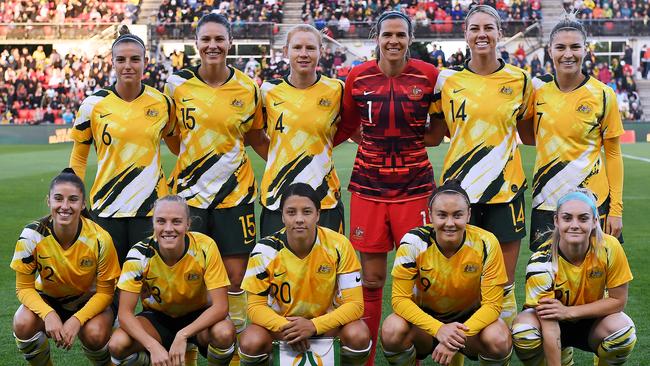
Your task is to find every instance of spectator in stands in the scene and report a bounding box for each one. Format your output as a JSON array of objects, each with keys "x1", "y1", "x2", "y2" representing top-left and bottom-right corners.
[{"x1": 642, "y1": 44, "x2": 650, "y2": 79}]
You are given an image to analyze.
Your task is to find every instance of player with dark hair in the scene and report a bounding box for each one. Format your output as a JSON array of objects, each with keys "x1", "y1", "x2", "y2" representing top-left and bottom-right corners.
[
  {"x1": 108, "y1": 195, "x2": 235, "y2": 366},
  {"x1": 259, "y1": 24, "x2": 345, "y2": 237},
  {"x1": 429, "y1": 5, "x2": 534, "y2": 327},
  {"x1": 164, "y1": 13, "x2": 268, "y2": 333},
  {"x1": 69, "y1": 25, "x2": 176, "y2": 264},
  {"x1": 238, "y1": 183, "x2": 371, "y2": 366},
  {"x1": 521, "y1": 12, "x2": 625, "y2": 252},
  {"x1": 332, "y1": 11, "x2": 439, "y2": 363},
  {"x1": 512, "y1": 189, "x2": 635, "y2": 366},
  {"x1": 11, "y1": 168, "x2": 120, "y2": 366},
  {"x1": 381, "y1": 180, "x2": 511, "y2": 366}
]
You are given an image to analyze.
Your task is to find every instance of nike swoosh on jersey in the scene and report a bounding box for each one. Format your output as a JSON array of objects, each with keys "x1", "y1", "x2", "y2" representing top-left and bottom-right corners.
[
  {"x1": 38, "y1": 254, "x2": 51, "y2": 259},
  {"x1": 244, "y1": 238, "x2": 255, "y2": 245},
  {"x1": 100, "y1": 113, "x2": 112, "y2": 118},
  {"x1": 420, "y1": 266, "x2": 433, "y2": 271},
  {"x1": 363, "y1": 90, "x2": 374, "y2": 95},
  {"x1": 452, "y1": 88, "x2": 466, "y2": 93},
  {"x1": 182, "y1": 98, "x2": 194, "y2": 103},
  {"x1": 273, "y1": 101, "x2": 285, "y2": 106},
  {"x1": 536, "y1": 101, "x2": 546, "y2": 106},
  {"x1": 274, "y1": 271, "x2": 287, "y2": 277}
]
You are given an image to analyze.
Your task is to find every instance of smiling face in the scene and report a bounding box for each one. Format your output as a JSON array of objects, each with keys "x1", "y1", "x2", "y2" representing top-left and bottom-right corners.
[
  {"x1": 112, "y1": 41, "x2": 145, "y2": 84},
  {"x1": 285, "y1": 30, "x2": 321, "y2": 77},
  {"x1": 465, "y1": 11, "x2": 502, "y2": 58},
  {"x1": 196, "y1": 22, "x2": 232, "y2": 67},
  {"x1": 153, "y1": 200, "x2": 190, "y2": 252},
  {"x1": 48, "y1": 182, "x2": 84, "y2": 229},
  {"x1": 281, "y1": 194, "x2": 320, "y2": 244},
  {"x1": 429, "y1": 193, "x2": 470, "y2": 247},
  {"x1": 376, "y1": 17, "x2": 412, "y2": 63},
  {"x1": 550, "y1": 30, "x2": 586, "y2": 78},
  {"x1": 554, "y1": 199, "x2": 597, "y2": 248}
]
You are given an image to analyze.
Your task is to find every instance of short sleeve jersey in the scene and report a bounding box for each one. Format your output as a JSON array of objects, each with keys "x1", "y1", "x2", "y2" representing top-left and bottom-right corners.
[
  {"x1": 241, "y1": 226, "x2": 361, "y2": 318},
  {"x1": 531, "y1": 74, "x2": 624, "y2": 211},
  {"x1": 71, "y1": 85, "x2": 175, "y2": 218},
  {"x1": 341, "y1": 59, "x2": 438, "y2": 201},
  {"x1": 260, "y1": 75, "x2": 343, "y2": 211},
  {"x1": 165, "y1": 66, "x2": 264, "y2": 209},
  {"x1": 392, "y1": 224, "x2": 508, "y2": 322},
  {"x1": 10, "y1": 216, "x2": 121, "y2": 311},
  {"x1": 430, "y1": 61, "x2": 533, "y2": 204},
  {"x1": 525, "y1": 235, "x2": 632, "y2": 308},
  {"x1": 118, "y1": 232, "x2": 230, "y2": 317}
]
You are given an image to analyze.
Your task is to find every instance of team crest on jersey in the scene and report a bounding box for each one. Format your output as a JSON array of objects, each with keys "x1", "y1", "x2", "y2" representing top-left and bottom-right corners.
[
  {"x1": 407, "y1": 86, "x2": 424, "y2": 101},
  {"x1": 352, "y1": 226, "x2": 364, "y2": 240},
  {"x1": 318, "y1": 98, "x2": 332, "y2": 107},
  {"x1": 231, "y1": 99, "x2": 244, "y2": 108},
  {"x1": 145, "y1": 108, "x2": 159, "y2": 118},
  {"x1": 80, "y1": 257, "x2": 94, "y2": 268},
  {"x1": 317, "y1": 264, "x2": 332, "y2": 274},
  {"x1": 499, "y1": 86, "x2": 513, "y2": 95},
  {"x1": 577, "y1": 104, "x2": 592, "y2": 114},
  {"x1": 463, "y1": 263, "x2": 479, "y2": 273},
  {"x1": 186, "y1": 272, "x2": 200, "y2": 281},
  {"x1": 589, "y1": 268, "x2": 604, "y2": 278}
]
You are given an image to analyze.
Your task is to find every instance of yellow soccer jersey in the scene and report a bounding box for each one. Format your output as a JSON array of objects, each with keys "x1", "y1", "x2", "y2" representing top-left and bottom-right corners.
[
  {"x1": 10, "y1": 216, "x2": 121, "y2": 311},
  {"x1": 71, "y1": 85, "x2": 175, "y2": 218},
  {"x1": 260, "y1": 75, "x2": 343, "y2": 210},
  {"x1": 524, "y1": 235, "x2": 632, "y2": 308},
  {"x1": 430, "y1": 61, "x2": 533, "y2": 203},
  {"x1": 165, "y1": 66, "x2": 263, "y2": 209},
  {"x1": 531, "y1": 74, "x2": 624, "y2": 211},
  {"x1": 392, "y1": 224, "x2": 508, "y2": 322},
  {"x1": 242, "y1": 226, "x2": 361, "y2": 320},
  {"x1": 118, "y1": 232, "x2": 230, "y2": 317}
]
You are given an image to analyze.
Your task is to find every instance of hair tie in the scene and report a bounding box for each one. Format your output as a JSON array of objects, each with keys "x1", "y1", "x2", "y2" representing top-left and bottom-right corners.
[{"x1": 557, "y1": 191, "x2": 598, "y2": 218}]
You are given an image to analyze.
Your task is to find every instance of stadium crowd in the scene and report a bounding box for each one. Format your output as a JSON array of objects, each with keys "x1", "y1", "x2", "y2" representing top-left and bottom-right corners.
[
  {"x1": 0, "y1": 0, "x2": 139, "y2": 23},
  {"x1": 563, "y1": 0, "x2": 650, "y2": 19},
  {"x1": 156, "y1": 0, "x2": 283, "y2": 27},
  {"x1": 0, "y1": 41, "x2": 645, "y2": 124}
]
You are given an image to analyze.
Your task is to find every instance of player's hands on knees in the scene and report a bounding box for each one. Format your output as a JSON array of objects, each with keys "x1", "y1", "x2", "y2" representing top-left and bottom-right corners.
[
  {"x1": 60, "y1": 316, "x2": 81, "y2": 350},
  {"x1": 537, "y1": 298, "x2": 573, "y2": 321},
  {"x1": 431, "y1": 343, "x2": 458, "y2": 366},
  {"x1": 44, "y1": 311, "x2": 65, "y2": 348},
  {"x1": 148, "y1": 342, "x2": 173, "y2": 366},
  {"x1": 435, "y1": 322, "x2": 468, "y2": 351},
  {"x1": 606, "y1": 216, "x2": 623, "y2": 239},
  {"x1": 281, "y1": 317, "x2": 316, "y2": 350},
  {"x1": 169, "y1": 333, "x2": 188, "y2": 366}
]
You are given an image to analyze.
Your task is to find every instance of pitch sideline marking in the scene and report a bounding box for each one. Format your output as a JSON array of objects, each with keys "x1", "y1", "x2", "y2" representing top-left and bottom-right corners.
[{"x1": 622, "y1": 154, "x2": 650, "y2": 163}]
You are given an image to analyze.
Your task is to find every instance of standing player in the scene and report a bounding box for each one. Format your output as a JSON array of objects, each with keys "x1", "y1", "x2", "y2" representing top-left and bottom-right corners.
[
  {"x1": 164, "y1": 13, "x2": 268, "y2": 330},
  {"x1": 512, "y1": 189, "x2": 635, "y2": 365},
  {"x1": 108, "y1": 195, "x2": 236, "y2": 366},
  {"x1": 238, "y1": 183, "x2": 372, "y2": 366},
  {"x1": 522, "y1": 13, "x2": 624, "y2": 251},
  {"x1": 381, "y1": 180, "x2": 511, "y2": 366},
  {"x1": 428, "y1": 5, "x2": 534, "y2": 326},
  {"x1": 333, "y1": 12, "x2": 439, "y2": 363},
  {"x1": 69, "y1": 25, "x2": 176, "y2": 264},
  {"x1": 259, "y1": 24, "x2": 345, "y2": 237},
  {"x1": 11, "y1": 169, "x2": 120, "y2": 365}
]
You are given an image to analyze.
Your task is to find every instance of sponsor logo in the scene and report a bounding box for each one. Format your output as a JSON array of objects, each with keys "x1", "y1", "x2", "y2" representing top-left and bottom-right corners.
[
  {"x1": 145, "y1": 108, "x2": 159, "y2": 118},
  {"x1": 273, "y1": 101, "x2": 285, "y2": 106},
  {"x1": 317, "y1": 264, "x2": 332, "y2": 274},
  {"x1": 536, "y1": 101, "x2": 546, "y2": 106},
  {"x1": 244, "y1": 238, "x2": 255, "y2": 245},
  {"x1": 452, "y1": 88, "x2": 466, "y2": 94},
  {"x1": 231, "y1": 99, "x2": 244, "y2": 108},
  {"x1": 363, "y1": 90, "x2": 375, "y2": 95},
  {"x1": 500, "y1": 86, "x2": 513, "y2": 95},
  {"x1": 318, "y1": 98, "x2": 332, "y2": 107},
  {"x1": 274, "y1": 271, "x2": 287, "y2": 277},
  {"x1": 292, "y1": 351, "x2": 324, "y2": 366},
  {"x1": 420, "y1": 266, "x2": 433, "y2": 272},
  {"x1": 99, "y1": 113, "x2": 112, "y2": 118},
  {"x1": 38, "y1": 254, "x2": 51, "y2": 260},
  {"x1": 181, "y1": 98, "x2": 194, "y2": 103},
  {"x1": 577, "y1": 104, "x2": 592, "y2": 114},
  {"x1": 80, "y1": 257, "x2": 94, "y2": 268}
]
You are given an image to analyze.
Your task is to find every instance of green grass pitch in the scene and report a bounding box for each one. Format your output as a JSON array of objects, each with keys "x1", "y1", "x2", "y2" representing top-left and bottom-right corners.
[{"x1": 0, "y1": 143, "x2": 648, "y2": 365}]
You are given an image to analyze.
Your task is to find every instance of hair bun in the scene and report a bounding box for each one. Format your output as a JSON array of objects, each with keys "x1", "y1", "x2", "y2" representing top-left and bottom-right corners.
[
  {"x1": 61, "y1": 167, "x2": 77, "y2": 174},
  {"x1": 118, "y1": 24, "x2": 131, "y2": 36}
]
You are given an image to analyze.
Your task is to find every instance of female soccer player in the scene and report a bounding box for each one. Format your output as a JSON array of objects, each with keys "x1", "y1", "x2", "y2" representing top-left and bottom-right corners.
[
  {"x1": 238, "y1": 183, "x2": 372, "y2": 366},
  {"x1": 332, "y1": 12, "x2": 439, "y2": 362},
  {"x1": 164, "y1": 13, "x2": 267, "y2": 327},
  {"x1": 429, "y1": 5, "x2": 534, "y2": 326},
  {"x1": 69, "y1": 25, "x2": 176, "y2": 264},
  {"x1": 108, "y1": 195, "x2": 236, "y2": 366},
  {"x1": 11, "y1": 168, "x2": 121, "y2": 365},
  {"x1": 381, "y1": 179, "x2": 512, "y2": 366},
  {"x1": 512, "y1": 189, "x2": 635, "y2": 366},
  {"x1": 258, "y1": 24, "x2": 345, "y2": 238},
  {"x1": 523, "y1": 13, "x2": 625, "y2": 251}
]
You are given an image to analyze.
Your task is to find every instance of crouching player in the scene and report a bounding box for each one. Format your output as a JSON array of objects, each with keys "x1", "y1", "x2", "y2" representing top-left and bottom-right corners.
[
  {"x1": 512, "y1": 189, "x2": 636, "y2": 366},
  {"x1": 108, "y1": 195, "x2": 236, "y2": 365},
  {"x1": 238, "y1": 183, "x2": 371, "y2": 365},
  {"x1": 11, "y1": 168, "x2": 120, "y2": 365},
  {"x1": 381, "y1": 180, "x2": 512, "y2": 366}
]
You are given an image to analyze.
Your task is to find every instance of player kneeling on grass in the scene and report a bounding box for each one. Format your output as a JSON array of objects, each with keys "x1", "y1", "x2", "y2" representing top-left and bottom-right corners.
[
  {"x1": 512, "y1": 189, "x2": 636, "y2": 366},
  {"x1": 11, "y1": 168, "x2": 121, "y2": 366},
  {"x1": 108, "y1": 195, "x2": 236, "y2": 366},
  {"x1": 381, "y1": 179, "x2": 512, "y2": 366},
  {"x1": 238, "y1": 183, "x2": 371, "y2": 365}
]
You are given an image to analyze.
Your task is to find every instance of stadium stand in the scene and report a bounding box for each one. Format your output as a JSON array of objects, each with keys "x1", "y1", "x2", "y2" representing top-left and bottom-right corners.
[{"x1": 0, "y1": 0, "x2": 140, "y2": 23}]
